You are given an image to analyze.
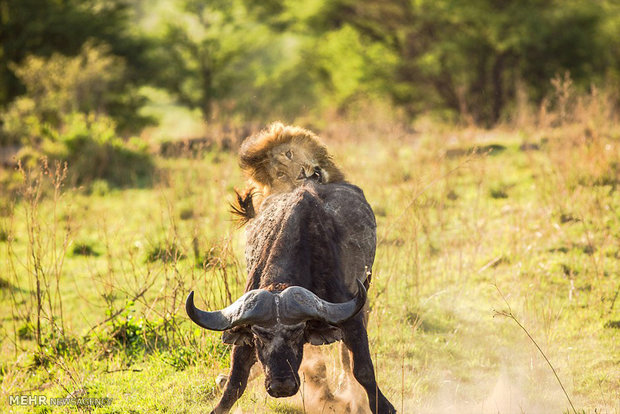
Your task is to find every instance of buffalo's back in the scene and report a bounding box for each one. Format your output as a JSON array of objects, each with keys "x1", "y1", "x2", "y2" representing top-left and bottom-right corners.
[{"x1": 245, "y1": 182, "x2": 376, "y2": 292}]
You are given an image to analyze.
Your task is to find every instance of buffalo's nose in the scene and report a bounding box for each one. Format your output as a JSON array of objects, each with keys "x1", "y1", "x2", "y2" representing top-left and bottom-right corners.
[{"x1": 266, "y1": 377, "x2": 298, "y2": 397}]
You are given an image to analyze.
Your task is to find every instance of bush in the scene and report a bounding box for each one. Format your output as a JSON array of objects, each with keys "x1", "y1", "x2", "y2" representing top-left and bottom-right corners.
[
  {"x1": 2, "y1": 42, "x2": 152, "y2": 138},
  {"x1": 31, "y1": 333, "x2": 82, "y2": 368},
  {"x1": 160, "y1": 346, "x2": 198, "y2": 371},
  {"x1": 105, "y1": 302, "x2": 161, "y2": 358},
  {"x1": 17, "y1": 322, "x2": 35, "y2": 340},
  {"x1": 146, "y1": 242, "x2": 186, "y2": 263},
  {"x1": 71, "y1": 241, "x2": 99, "y2": 257},
  {"x1": 1, "y1": 42, "x2": 155, "y2": 188},
  {"x1": 14, "y1": 113, "x2": 154, "y2": 188},
  {"x1": 58, "y1": 113, "x2": 153, "y2": 187}
]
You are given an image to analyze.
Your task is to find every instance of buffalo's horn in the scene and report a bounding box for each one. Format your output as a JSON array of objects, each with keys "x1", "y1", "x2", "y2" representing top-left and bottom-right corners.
[
  {"x1": 280, "y1": 279, "x2": 367, "y2": 325},
  {"x1": 185, "y1": 289, "x2": 275, "y2": 331}
]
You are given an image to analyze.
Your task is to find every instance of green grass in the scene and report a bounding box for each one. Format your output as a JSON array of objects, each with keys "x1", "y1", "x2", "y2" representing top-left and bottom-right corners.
[{"x1": 0, "y1": 122, "x2": 618, "y2": 413}]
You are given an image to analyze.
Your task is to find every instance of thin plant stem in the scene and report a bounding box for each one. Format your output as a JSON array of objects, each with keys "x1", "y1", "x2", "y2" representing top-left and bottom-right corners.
[{"x1": 493, "y1": 284, "x2": 578, "y2": 414}]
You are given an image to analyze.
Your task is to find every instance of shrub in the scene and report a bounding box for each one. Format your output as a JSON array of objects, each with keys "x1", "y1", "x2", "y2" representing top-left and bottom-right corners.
[
  {"x1": 15, "y1": 113, "x2": 154, "y2": 188},
  {"x1": 1, "y1": 42, "x2": 155, "y2": 188},
  {"x1": 71, "y1": 241, "x2": 99, "y2": 257},
  {"x1": 31, "y1": 332, "x2": 82, "y2": 368},
  {"x1": 105, "y1": 302, "x2": 161, "y2": 358},
  {"x1": 56, "y1": 113, "x2": 153, "y2": 187},
  {"x1": 160, "y1": 346, "x2": 197, "y2": 371},
  {"x1": 17, "y1": 322, "x2": 35, "y2": 340},
  {"x1": 2, "y1": 41, "x2": 152, "y2": 138},
  {"x1": 146, "y1": 242, "x2": 186, "y2": 263}
]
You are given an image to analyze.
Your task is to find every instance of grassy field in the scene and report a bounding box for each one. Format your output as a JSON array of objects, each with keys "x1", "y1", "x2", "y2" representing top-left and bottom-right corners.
[{"x1": 1, "y1": 110, "x2": 619, "y2": 413}]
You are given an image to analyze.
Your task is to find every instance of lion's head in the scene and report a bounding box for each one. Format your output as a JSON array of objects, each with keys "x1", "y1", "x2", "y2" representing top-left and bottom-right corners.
[{"x1": 231, "y1": 123, "x2": 344, "y2": 223}]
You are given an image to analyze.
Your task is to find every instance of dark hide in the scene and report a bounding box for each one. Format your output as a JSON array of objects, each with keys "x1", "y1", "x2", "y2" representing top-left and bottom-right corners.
[{"x1": 245, "y1": 182, "x2": 377, "y2": 294}]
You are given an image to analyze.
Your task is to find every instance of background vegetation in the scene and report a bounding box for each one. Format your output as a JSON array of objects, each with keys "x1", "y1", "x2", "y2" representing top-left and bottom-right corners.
[{"x1": 0, "y1": 0, "x2": 618, "y2": 413}]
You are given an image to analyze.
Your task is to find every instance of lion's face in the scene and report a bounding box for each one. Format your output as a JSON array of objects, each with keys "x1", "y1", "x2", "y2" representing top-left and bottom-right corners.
[
  {"x1": 266, "y1": 143, "x2": 330, "y2": 193},
  {"x1": 236, "y1": 123, "x2": 345, "y2": 218}
]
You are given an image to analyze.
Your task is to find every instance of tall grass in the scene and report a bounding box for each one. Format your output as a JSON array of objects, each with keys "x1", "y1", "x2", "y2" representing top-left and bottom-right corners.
[
  {"x1": 0, "y1": 81, "x2": 618, "y2": 413},
  {"x1": 5, "y1": 159, "x2": 71, "y2": 351}
]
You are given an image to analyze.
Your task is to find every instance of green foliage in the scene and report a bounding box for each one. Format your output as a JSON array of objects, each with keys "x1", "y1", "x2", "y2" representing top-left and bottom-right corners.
[
  {"x1": 146, "y1": 0, "x2": 319, "y2": 122},
  {"x1": 0, "y1": 0, "x2": 152, "y2": 108},
  {"x1": 71, "y1": 241, "x2": 99, "y2": 257},
  {"x1": 272, "y1": 0, "x2": 620, "y2": 124},
  {"x1": 159, "y1": 338, "x2": 229, "y2": 371},
  {"x1": 489, "y1": 182, "x2": 510, "y2": 199},
  {"x1": 32, "y1": 333, "x2": 82, "y2": 368},
  {"x1": 11, "y1": 112, "x2": 153, "y2": 188},
  {"x1": 145, "y1": 242, "x2": 187, "y2": 263},
  {"x1": 90, "y1": 179, "x2": 111, "y2": 196},
  {"x1": 160, "y1": 346, "x2": 197, "y2": 371},
  {"x1": 17, "y1": 322, "x2": 35, "y2": 340},
  {"x1": 55, "y1": 114, "x2": 153, "y2": 187},
  {"x1": 0, "y1": 227, "x2": 7, "y2": 242},
  {"x1": 106, "y1": 302, "x2": 161, "y2": 358},
  {"x1": 2, "y1": 42, "x2": 152, "y2": 140},
  {"x1": 0, "y1": 42, "x2": 154, "y2": 187},
  {"x1": 2, "y1": 0, "x2": 619, "y2": 127},
  {"x1": 309, "y1": 24, "x2": 398, "y2": 110}
]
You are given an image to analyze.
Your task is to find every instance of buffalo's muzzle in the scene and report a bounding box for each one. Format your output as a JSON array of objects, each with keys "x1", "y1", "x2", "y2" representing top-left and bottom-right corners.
[{"x1": 266, "y1": 377, "x2": 298, "y2": 398}]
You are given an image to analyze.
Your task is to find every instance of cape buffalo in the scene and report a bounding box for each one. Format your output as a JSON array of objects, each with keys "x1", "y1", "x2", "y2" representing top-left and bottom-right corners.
[{"x1": 186, "y1": 181, "x2": 396, "y2": 413}]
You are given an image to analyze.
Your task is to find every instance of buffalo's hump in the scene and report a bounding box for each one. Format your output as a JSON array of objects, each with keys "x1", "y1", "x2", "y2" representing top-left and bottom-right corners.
[{"x1": 245, "y1": 181, "x2": 376, "y2": 294}]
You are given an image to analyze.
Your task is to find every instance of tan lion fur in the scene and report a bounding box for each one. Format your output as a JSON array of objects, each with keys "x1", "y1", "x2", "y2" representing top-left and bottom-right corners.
[{"x1": 231, "y1": 122, "x2": 345, "y2": 223}]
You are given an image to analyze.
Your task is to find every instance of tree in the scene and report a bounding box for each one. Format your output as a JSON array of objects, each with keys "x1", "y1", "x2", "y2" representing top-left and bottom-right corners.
[
  {"x1": 304, "y1": 0, "x2": 616, "y2": 125},
  {"x1": 0, "y1": 0, "x2": 153, "y2": 122},
  {"x1": 147, "y1": 0, "x2": 320, "y2": 123}
]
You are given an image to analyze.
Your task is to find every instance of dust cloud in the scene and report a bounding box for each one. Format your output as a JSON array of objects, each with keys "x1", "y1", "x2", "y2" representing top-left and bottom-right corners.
[
  {"x1": 228, "y1": 343, "x2": 581, "y2": 414},
  {"x1": 419, "y1": 369, "x2": 568, "y2": 414}
]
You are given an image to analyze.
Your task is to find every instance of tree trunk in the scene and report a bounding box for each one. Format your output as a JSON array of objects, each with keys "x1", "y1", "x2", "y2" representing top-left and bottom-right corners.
[{"x1": 491, "y1": 53, "x2": 507, "y2": 124}]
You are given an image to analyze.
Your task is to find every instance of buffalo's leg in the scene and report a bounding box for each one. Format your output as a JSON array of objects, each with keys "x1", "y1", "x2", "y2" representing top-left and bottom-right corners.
[
  {"x1": 211, "y1": 344, "x2": 256, "y2": 414},
  {"x1": 216, "y1": 362, "x2": 262, "y2": 390},
  {"x1": 341, "y1": 316, "x2": 396, "y2": 414}
]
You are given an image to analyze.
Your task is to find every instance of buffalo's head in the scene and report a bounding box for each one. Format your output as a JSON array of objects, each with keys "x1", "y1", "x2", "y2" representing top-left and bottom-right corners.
[{"x1": 186, "y1": 281, "x2": 366, "y2": 397}]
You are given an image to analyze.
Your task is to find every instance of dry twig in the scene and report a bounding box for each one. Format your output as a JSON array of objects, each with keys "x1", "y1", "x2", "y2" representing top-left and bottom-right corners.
[{"x1": 493, "y1": 284, "x2": 578, "y2": 414}]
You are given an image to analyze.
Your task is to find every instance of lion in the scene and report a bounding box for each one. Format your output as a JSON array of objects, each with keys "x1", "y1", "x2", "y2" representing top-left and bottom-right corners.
[{"x1": 231, "y1": 122, "x2": 345, "y2": 223}]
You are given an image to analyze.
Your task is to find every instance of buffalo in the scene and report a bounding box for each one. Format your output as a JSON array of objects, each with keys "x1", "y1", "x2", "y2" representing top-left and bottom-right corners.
[{"x1": 186, "y1": 181, "x2": 396, "y2": 413}]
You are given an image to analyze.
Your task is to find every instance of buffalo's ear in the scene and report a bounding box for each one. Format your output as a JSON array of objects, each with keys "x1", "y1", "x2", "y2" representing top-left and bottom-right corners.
[
  {"x1": 222, "y1": 327, "x2": 252, "y2": 345},
  {"x1": 305, "y1": 322, "x2": 342, "y2": 345}
]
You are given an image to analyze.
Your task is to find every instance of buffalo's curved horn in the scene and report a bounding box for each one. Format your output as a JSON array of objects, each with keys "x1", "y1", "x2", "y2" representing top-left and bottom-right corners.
[
  {"x1": 186, "y1": 289, "x2": 275, "y2": 331},
  {"x1": 280, "y1": 279, "x2": 367, "y2": 325}
]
